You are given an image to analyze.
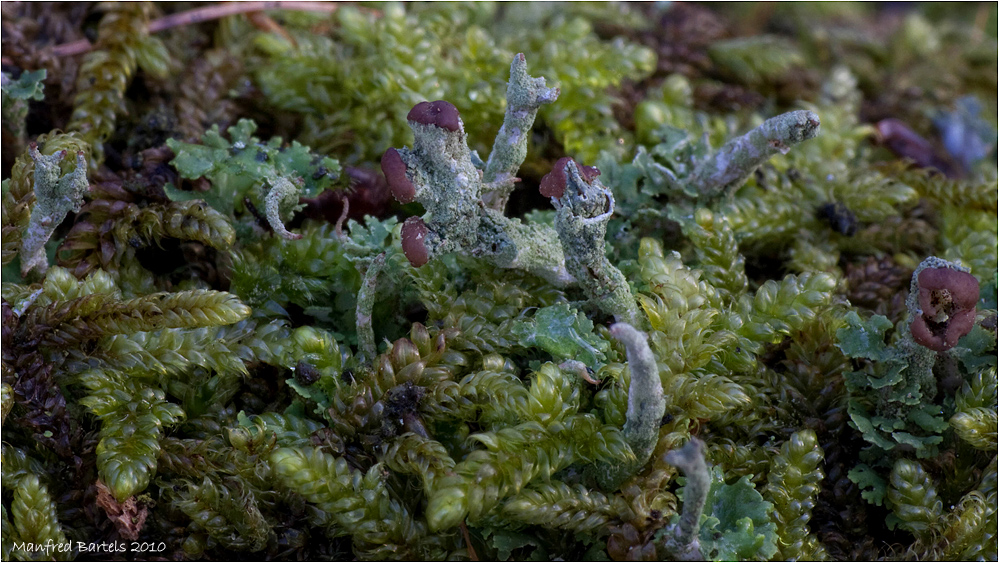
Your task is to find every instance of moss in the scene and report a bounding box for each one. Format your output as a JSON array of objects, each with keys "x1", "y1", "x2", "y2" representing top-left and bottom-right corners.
[{"x1": 1, "y1": 3, "x2": 996, "y2": 561}]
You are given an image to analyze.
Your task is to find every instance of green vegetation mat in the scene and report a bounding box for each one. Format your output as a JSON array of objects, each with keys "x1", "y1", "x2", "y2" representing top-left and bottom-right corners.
[{"x1": 1, "y1": 2, "x2": 996, "y2": 561}]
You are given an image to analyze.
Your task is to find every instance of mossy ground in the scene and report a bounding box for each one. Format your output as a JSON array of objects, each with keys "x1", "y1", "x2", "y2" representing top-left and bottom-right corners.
[{"x1": 1, "y1": 3, "x2": 996, "y2": 561}]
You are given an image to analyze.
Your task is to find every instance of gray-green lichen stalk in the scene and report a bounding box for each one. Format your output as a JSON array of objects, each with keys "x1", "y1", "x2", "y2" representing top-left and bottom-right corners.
[
  {"x1": 548, "y1": 160, "x2": 643, "y2": 326},
  {"x1": 262, "y1": 172, "x2": 305, "y2": 241},
  {"x1": 689, "y1": 109, "x2": 820, "y2": 200},
  {"x1": 20, "y1": 144, "x2": 90, "y2": 276},
  {"x1": 592, "y1": 323, "x2": 665, "y2": 489},
  {"x1": 383, "y1": 55, "x2": 568, "y2": 285},
  {"x1": 355, "y1": 252, "x2": 386, "y2": 362},
  {"x1": 661, "y1": 438, "x2": 710, "y2": 561},
  {"x1": 481, "y1": 53, "x2": 560, "y2": 211},
  {"x1": 384, "y1": 54, "x2": 640, "y2": 323}
]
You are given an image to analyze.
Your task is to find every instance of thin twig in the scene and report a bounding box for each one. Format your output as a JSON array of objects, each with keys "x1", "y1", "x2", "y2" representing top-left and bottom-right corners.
[
  {"x1": 355, "y1": 253, "x2": 386, "y2": 363},
  {"x1": 334, "y1": 194, "x2": 350, "y2": 239},
  {"x1": 50, "y1": 2, "x2": 379, "y2": 58},
  {"x1": 246, "y1": 11, "x2": 296, "y2": 47},
  {"x1": 459, "y1": 521, "x2": 479, "y2": 562}
]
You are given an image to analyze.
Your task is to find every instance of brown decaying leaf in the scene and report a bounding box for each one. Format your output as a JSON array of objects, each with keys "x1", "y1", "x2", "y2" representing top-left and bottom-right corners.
[
  {"x1": 95, "y1": 480, "x2": 149, "y2": 541},
  {"x1": 874, "y1": 118, "x2": 962, "y2": 178}
]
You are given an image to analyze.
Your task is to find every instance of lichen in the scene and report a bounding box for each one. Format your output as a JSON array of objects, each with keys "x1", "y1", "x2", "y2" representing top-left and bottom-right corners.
[{"x1": 18, "y1": 143, "x2": 89, "y2": 276}]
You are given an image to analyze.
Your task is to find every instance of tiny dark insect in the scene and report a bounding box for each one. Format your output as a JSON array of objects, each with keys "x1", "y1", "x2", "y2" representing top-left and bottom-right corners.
[
  {"x1": 340, "y1": 368, "x2": 355, "y2": 385},
  {"x1": 816, "y1": 201, "x2": 857, "y2": 236},
  {"x1": 294, "y1": 360, "x2": 321, "y2": 386}
]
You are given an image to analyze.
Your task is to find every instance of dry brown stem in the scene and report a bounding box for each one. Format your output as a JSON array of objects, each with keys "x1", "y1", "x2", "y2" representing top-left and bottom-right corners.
[{"x1": 50, "y1": 2, "x2": 380, "y2": 57}]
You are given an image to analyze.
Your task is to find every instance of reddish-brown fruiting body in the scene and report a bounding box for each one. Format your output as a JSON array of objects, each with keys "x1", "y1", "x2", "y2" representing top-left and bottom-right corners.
[
  {"x1": 917, "y1": 268, "x2": 979, "y2": 314},
  {"x1": 874, "y1": 118, "x2": 960, "y2": 177},
  {"x1": 910, "y1": 267, "x2": 980, "y2": 352},
  {"x1": 540, "y1": 157, "x2": 572, "y2": 199},
  {"x1": 579, "y1": 163, "x2": 601, "y2": 183},
  {"x1": 875, "y1": 119, "x2": 935, "y2": 166},
  {"x1": 407, "y1": 100, "x2": 462, "y2": 132},
  {"x1": 401, "y1": 216, "x2": 431, "y2": 267},
  {"x1": 381, "y1": 148, "x2": 416, "y2": 203},
  {"x1": 911, "y1": 310, "x2": 976, "y2": 352},
  {"x1": 539, "y1": 157, "x2": 601, "y2": 199}
]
